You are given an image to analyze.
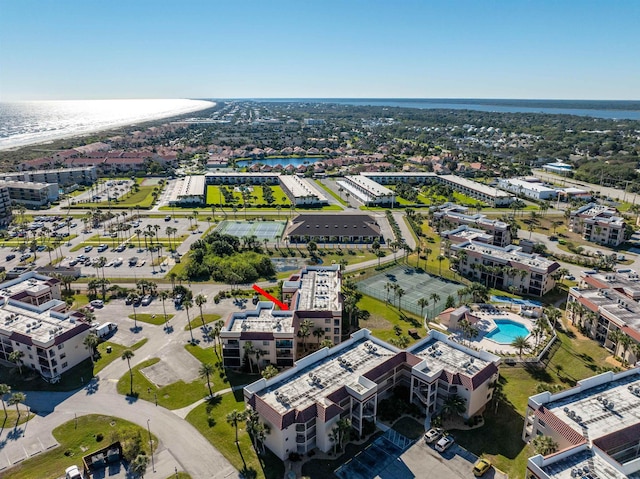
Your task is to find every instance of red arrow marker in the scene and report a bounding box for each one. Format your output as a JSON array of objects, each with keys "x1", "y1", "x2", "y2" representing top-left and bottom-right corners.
[{"x1": 252, "y1": 284, "x2": 289, "y2": 310}]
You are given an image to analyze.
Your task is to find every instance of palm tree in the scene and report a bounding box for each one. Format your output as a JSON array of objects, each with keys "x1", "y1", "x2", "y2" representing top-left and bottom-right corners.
[
  {"x1": 544, "y1": 306, "x2": 562, "y2": 330},
  {"x1": 8, "y1": 392, "x2": 26, "y2": 417},
  {"x1": 121, "y1": 349, "x2": 135, "y2": 395},
  {"x1": 417, "y1": 297, "x2": 429, "y2": 319},
  {"x1": 243, "y1": 341, "x2": 255, "y2": 373},
  {"x1": 436, "y1": 254, "x2": 446, "y2": 276},
  {"x1": 312, "y1": 327, "x2": 325, "y2": 348},
  {"x1": 511, "y1": 335, "x2": 530, "y2": 358},
  {"x1": 396, "y1": 287, "x2": 405, "y2": 311},
  {"x1": 195, "y1": 293, "x2": 207, "y2": 329},
  {"x1": 127, "y1": 292, "x2": 140, "y2": 329},
  {"x1": 298, "y1": 319, "x2": 313, "y2": 352},
  {"x1": 533, "y1": 435, "x2": 559, "y2": 456},
  {"x1": 430, "y1": 293, "x2": 441, "y2": 318},
  {"x1": 83, "y1": 333, "x2": 100, "y2": 365},
  {"x1": 442, "y1": 394, "x2": 466, "y2": 418},
  {"x1": 199, "y1": 363, "x2": 215, "y2": 397},
  {"x1": 320, "y1": 338, "x2": 334, "y2": 349},
  {"x1": 183, "y1": 297, "x2": 195, "y2": 343},
  {"x1": 8, "y1": 350, "x2": 24, "y2": 375},
  {"x1": 226, "y1": 409, "x2": 246, "y2": 444},
  {"x1": 0, "y1": 384, "x2": 11, "y2": 417}
]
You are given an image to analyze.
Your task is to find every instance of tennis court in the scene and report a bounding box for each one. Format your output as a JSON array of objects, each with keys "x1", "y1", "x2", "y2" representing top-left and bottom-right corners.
[
  {"x1": 335, "y1": 429, "x2": 415, "y2": 479},
  {"x1": 356, "y1": 265, "x2": 464, "y2": 318},
  {"x1": 214, "y1": 220, "x2": 286, "y2": 241}
]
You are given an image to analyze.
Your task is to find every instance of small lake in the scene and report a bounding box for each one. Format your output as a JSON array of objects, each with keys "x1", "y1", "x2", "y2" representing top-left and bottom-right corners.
[{"x1": 236, "y1": 157, "x2": 324, "y2": 168}]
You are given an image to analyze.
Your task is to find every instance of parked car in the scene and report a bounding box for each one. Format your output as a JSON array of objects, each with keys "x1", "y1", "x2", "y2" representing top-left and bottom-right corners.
[
  {"x1": 115, "y1": 244, "x2": 126, "y2": 252},
  {"x1": 65, "y1": 465, "x2": 83, "y2": 479},
  {"x1": 435, "y1": 435, "x2": 455, "y2": 452},
  {"x1": 141, "y1": 295, "x2": 152, "y2": 306},
  {"x1": 6, "y1": 254, "x2": 15, "y2": 261},
  {"x1": 97, "y1": 244, "x2": 108, "y2": 252},
  {"x1": 165, "y1": 215, "x2": 171, "y2": 221},
  {"x1": 84, "y1": 245, "x2": 93, "y2": 252},
  {"x1": 113, "y1": 257, "x2": 123, "y2": 267},
  {"x1": 69, "y1": 259, "x2": 79, "y2": 266},
  {"x1": 20, "y1": 253, "x2": 31, "y2": 261},
  {"x1": 128, "y1": 257, "x2": 138, "y2": 266},
  {"x1": 424, "y1": 428, "x2": 443, "y2": 444},
  {"x1": 90, "y1": 299, "x2": 104, "y2": 308},
  {"x1": 473, "y1": 459, "x2": 492, "y2": 477}
]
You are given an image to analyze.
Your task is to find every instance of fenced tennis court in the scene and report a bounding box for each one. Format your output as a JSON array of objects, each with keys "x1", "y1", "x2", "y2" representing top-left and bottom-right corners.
[
  {"x1": 335, "y1": 429, "x2": 415, "y2": 479},
  {"x1": 214, "y1": 220, "x2": 286, "y2": 241},
  {"x1": 356, "y1": 265, "x2": 464, "y2": 318}
]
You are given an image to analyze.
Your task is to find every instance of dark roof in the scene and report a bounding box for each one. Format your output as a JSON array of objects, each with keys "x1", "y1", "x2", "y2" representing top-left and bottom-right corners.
[
  {"x1": 287, "y1": 214, "x2": 382, "y2": 238},
  {"x1": 593, "y1": 423, "x2": 640, "y2": 453}
]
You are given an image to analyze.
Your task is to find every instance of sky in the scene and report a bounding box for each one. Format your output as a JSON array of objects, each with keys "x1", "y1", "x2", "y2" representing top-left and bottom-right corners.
[{"x1": 1, "y1": 0, "x2": 639, "y2": 101}]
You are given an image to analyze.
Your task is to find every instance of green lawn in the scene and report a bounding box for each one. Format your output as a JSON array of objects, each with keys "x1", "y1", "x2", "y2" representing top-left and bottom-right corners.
[
  {"x1": 70, "y1": 184, "x2": 157, "y2": 209},
  {"x1": 117, "y1": 358, "x2": 215, "y2": 409},
  {"x1": 356, "y1": 295, "x2": 426, "y2": 344},
  {"x1": 128, "y1": 313, "x2": 175, "y2": 326},
  {"x1": 94, "y1": 338, "x2": 148, "y2": 374},
  {"x1": 184, "y1": 313, "x2": 222, "y2": 331},
  {"x1": 2, "y1": 415, "x2": 156, "y2": 479},
  {"x1": 186, "y1": 392, "x2": 284, "y2": 479},
  {"x1": 185, "y1": 344, "x2": 260, "y2": 391}
]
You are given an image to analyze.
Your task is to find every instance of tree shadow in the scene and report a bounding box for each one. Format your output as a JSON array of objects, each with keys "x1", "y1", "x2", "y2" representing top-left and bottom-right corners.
[{"x1": 125, "y1": 393, "x2": 139, "y2": 404}]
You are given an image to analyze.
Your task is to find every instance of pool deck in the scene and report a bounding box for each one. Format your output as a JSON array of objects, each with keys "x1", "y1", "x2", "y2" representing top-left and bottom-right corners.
[{"x1": 448, "y1": 310, "x2": 541, "y2": 355}]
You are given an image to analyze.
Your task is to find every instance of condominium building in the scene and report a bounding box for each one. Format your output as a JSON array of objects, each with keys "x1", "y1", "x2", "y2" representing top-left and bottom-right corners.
[
  {"x1": 0, "y1": 180, "x2": 59, "y2": 207},
  {"x1": 243, "y1": 328, "x2": 500, "y2": 460},
  {"x1": 497, "y1": 178, "x2": 558, "y2": 201},
  {"x1": 361, "y1": 172, "x2": 514, "y2": 207},
  {"x1": 451, "y1": 241, "x2": 560, "y2": 296},
  {"x1": 1, "y1": 166, "x2": 98, "y2": 187},
  {"x1": 337, "y1": 175, "x2": 396, "y2": 206},
  {"x1": 0, "y1": 185, "x2": 12, "y2": 226},
  {"x1": 523, "y1": 368, "x2": 640, "y2": 479},
  {"x1": 221, "y1": 265, "x2": 343, "y2": 369},
  {"x1": 567, "y1": 269, "x2": 640, "y2": 364},
  {"x1": 168, "y1": 175, "x2": 206, "y2": 206},
  {"x1": 569, "y1": 203, "x2": 626, "y2": 247},
  {"x1": 0, "y1": 272, "x2": 92, "y2": 380},
  {"x1": 205, "y1": 172, "x2": 279, "y2": 185},
  {"x1": 432, "y1": 203, "x2": 512, "y2": 246},
  {"x1": 279, "y1": 176, "x2": 328, "y2": 206}
]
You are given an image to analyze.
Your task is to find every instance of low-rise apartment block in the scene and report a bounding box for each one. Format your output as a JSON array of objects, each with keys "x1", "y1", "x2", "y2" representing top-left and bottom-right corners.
[
  {"x1": 523, "y1": 368, "x2": 640, "y2": 479},
  {"x1": 0, "y1": 272, "x2": 92, "y2": 380},
  {"x1": 337, "y1": 175, "x2": 396, "y2": 206},
  {"x1": 498, "y1": 178, "x2": 558, "y2": 201},
  {"x1": 1, "y1": 166, "x2": 98, "y2": 187},
  {"x1": 0, "y1": 180, "x2": 59, "y2": 207},
  {"x1": 432, "y1": 203, "x2": 512, "y2": 246},
  {"x1": 243, "y1": 328, "x2": 500, "y2": 460},
  {"x1": 0, "y1": 185, "x2": 12, "y2": 226},
  {"x1": 279, "y1": 175, "x2": 328, "y2": 206},
  {"x1": 567, "y1": 269, "x2": 640, "y2": 364},
  {"x1": 168, "y1": 175, "x2": 206, "y2": 206},
  {"x1": 569, "y1": 203, "x2": 627, "y2": 247},
  {"x1": 221, "y1": 265, "x2": 343, "y2": 370},
  {"x1": 285, "y1": 214, "x2": 383, "y2": 244},
  {"x1": 451, "y1": 241, "x2": 560, "y2": 296}
]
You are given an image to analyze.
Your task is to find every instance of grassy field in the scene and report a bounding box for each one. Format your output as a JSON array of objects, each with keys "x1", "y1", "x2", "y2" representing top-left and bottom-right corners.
[
  {"x1": 184, "y1": 344, "x2": 259, "y2": 391},
  {"x1": 356, "y1": 295, "x2": 427, "y2": 344},
  {"x1": 128, "y1": 313, "x2": 175, "y2": 326},
  {"x1": 70, "y1": 183, "x2": 158, "y2": 209},
  {"x1": 116, "y1": 358, "x2": 211, "y2": 409},
  {"x1": 186, "y1": 392, "x2": 284, "y2": 479},
  {"x1": 94, "y1": 338, "x2": 148, "y2": 374},
  {"x1": 206, "y1": 185, "x2": 290, "y2": 207},
  {"x1": 2, "y1": 415, "x2": 156, "y2": 479},
  {"x1": 184, "y1": 313, "x2": 222, "y2": 331}
]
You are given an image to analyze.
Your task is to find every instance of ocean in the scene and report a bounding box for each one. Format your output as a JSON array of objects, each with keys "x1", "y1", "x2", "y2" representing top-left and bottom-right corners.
[
  {"x1": 0, "y1": 99, "x2": 215, "y2": 151},
  {"x1": 253, "y1": 98, "x2": 640, "y2": 121}
]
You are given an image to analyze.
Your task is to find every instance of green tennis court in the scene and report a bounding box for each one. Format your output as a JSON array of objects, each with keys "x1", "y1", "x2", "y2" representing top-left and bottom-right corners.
[{"x1": 214, "y1": 220, "x2": 286, "y2": 241}]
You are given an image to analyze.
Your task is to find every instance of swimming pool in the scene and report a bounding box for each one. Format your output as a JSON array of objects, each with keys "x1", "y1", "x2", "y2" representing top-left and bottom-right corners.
[{"x1": 485, "y1": 319, "x2": 530, "y2": 344}]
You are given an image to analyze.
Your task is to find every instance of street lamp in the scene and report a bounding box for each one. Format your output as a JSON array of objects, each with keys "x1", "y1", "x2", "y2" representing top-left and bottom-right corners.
[{"x1": 147, "y1": 419, "x2": 155, "y2": 472}]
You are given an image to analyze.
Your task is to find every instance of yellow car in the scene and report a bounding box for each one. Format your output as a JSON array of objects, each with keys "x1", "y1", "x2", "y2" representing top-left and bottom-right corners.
[{"x1": 473, "y1": 458, "x2": 492, "y2": 477}]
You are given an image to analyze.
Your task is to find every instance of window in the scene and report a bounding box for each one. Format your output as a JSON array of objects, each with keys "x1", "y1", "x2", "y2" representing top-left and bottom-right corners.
[
  {"x1": 61, "y1": 362, "x2": 67, "y2": 369},
  {"x1": 262, "y1": 341, "x2": 270, "y2": 346},
  {"x1": 57, "y1": 344, "x2": 64, "y2": 350},
  {"x1": 325, "y1": 327, "x2": 330, "y2": 332},
  {"x1": 28, "y1": 354, "x2": 33, "y2": 359},
  {"x1": 325, "y1": 319, "x2": 330, "y2": 324},
  {"x1": 60, "y1": 353, "x2": 66, "y2": 360},
  {"x1": 538, "y1": 419, "x2": 546, "y2": 428}
]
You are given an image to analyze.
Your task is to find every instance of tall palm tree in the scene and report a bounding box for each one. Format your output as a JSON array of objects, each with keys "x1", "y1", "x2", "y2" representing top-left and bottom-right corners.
[
  {"x1": 127, "y1": 292, "x2": 140, "y2": 329},
  {"x1": 396, "y1": 287, "x2": 405, "y2": 311},
  {"x1": 417, "y1": 297, "x2": 429, "y2": 319},
  {"x1": 183, "y1": 297, "x2": 195, "y2": 343},
  {"x1": 159, "y1": 290, "x2": 170, "y2": 327},
  {"x1": 8, "y1": 350, "x2": 24, "y2": 375},
  {"x1": 243, "y1": 341, "x2": 255, "y2": 373},
  {"x1": 312, "y1": 327, "x2": 325, "y2": 348},
  {"x1": 121, "y1": 349, "x2": 135, "y2": 395},
  {"x1": 442, "y1": 394, "x2": 466, "y2": 418},
  {"x1": 0, "y1": 384, "x2": 11, "y2": 417},
  {"x1": 195, "y1": 293, "x2": 207, "y2": 329},
  {"x1": 226, "y1": 409, "x2": 246, "y2": 444},
  {"x1": 430, "y1": 293, "x2": 441, "y2": 318},
  {"x1": 199, "y1": 363, "x2": 215, "y2": 397},
  {"x1": 298, "y1": 319, "x2": 313, "y2": 352},
  {"x1": 511, "y1": 335, "x2": 530, "y2": 358},
  {"x1": 8, "y1": 392, "x2": 26, "y2": 417},
  {"x1": 83, "y1": 333, "x2": 100, "y2": 365}
]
